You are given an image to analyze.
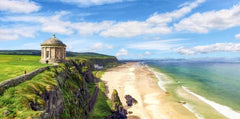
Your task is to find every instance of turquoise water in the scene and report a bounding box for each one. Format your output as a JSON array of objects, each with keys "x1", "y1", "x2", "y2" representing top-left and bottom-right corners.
[{"x1": 146, "y1": 61, "x2": 240, "y2": 111}]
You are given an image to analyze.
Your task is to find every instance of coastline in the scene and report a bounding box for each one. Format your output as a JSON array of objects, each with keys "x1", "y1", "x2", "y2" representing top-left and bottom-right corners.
[
  {"x1": 182, "y1": 86, "x2": 240, "y2": 119},
  {"x1": 145, "y1": 65, "x2": 204, "y2": 119},
  {"x1": 147, "y1": 63, "x2": 240, "y2": 119},
  {"x1": 101, "y1": 62, "x2": 197, "y2": 119}
]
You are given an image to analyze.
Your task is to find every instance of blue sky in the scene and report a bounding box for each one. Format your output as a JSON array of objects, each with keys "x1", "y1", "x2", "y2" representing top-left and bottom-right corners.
[{"x1": 0, "y1": 0, "x2": 240, "y2": 59}]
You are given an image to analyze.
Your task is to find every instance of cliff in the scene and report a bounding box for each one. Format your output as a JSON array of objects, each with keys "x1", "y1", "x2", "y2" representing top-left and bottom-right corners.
[{"x1": 0, "y1": 56, "x2": 120, "y2": 119}]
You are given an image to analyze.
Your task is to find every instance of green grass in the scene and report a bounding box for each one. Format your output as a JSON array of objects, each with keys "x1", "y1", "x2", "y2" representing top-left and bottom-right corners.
[
  {"x1": 90, "y1": 82, "x2": 112, "y2": 119},
  {"x1": 0, "y1": 67, "x2": 57, "y2": 118},
  {"x1": 96, "y1": 71, "x2": 105, "y2": 79},
  {"x1": 90, "y1": 71, "x2": 112, "y2": 119},
  {"x1": 0, "y1": 54, "x2": 49, "y2": 82}
]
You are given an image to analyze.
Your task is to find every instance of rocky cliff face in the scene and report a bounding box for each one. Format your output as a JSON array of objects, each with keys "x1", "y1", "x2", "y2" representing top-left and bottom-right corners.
[
  {"x1": 88, "y1": 57, "x2": 118, "y2": 68},
  {"x1": 40, "y1": 86, "x2": 63, "y2": 118},
  {"x1": 40, "y1": 59, "x2": 94, "y2": 119},
  {"x1": 24, "y1": 59, "x2": 95, "y2": 119}
]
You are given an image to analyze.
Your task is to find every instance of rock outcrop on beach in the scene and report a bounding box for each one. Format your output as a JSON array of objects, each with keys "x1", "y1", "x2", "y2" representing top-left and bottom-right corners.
[
  {"x1": 125, "y1": 95, "x2": 138, "y2": 106},
  {"x1": 105, "y1": 89, "x2": 127, "y2": 119}
]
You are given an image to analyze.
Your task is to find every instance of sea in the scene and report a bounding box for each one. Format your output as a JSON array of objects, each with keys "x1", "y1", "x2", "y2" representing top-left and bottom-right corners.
[{"x1": 144, "y1": 60, "x2": 240, "y2": 119}]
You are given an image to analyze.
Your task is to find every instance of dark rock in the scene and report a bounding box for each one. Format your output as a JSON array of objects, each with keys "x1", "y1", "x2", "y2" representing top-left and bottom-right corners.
[
  {"x1": 40, "y1": 87, "x2": 64, "y2": 119},
  {"x1": 128, "y1": 111, "x2": 133, "y2": 114},
  {"x1": 125, "y1": 95, "x2": 137, "y2": 107},
  {"x1": 84, "y1": 71, "x2": 95, "y2": 83},
  {"x1": 106, "y1": 89, "x2": 127, "y2": 119},
  {"x1": 104, "y1": 107, "x2": 127, "y2": 119},
  {"x1": 179, "y1": 101, "x2": 187, "y2": 104},
  {"x1": 104, "y1": 111, "x2": 127, "y2": 119}
]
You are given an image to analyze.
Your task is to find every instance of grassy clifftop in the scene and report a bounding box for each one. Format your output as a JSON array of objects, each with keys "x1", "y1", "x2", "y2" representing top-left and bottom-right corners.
[
  {"x1": 0, "y1": 54, "x2": 49, "y2": 82},
  {"x1": 0, "y1": 51, "x2": 118, "y2": 82},
  {"x1": 0, "y1": 53, "x2": 119, "y2": 118}
]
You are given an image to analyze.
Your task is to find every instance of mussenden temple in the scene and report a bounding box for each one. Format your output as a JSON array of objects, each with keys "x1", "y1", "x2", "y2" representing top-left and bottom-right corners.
[{"x1": 40, "y1": 34, "x2": 66, "y2": 64}]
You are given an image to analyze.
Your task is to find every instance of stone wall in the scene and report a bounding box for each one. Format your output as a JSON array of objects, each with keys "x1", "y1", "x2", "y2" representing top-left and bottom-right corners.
[{"x1": 0, "y1": 66, "x2": 57, "y2": 94}]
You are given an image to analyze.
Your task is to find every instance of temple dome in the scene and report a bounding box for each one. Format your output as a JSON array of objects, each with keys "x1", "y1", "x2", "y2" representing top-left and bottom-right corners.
[{"x1": 41, "y1": 34, "x2": 66, "y2": 46}]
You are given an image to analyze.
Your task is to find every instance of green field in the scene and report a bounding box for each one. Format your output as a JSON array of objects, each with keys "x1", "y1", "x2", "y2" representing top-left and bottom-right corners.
[{"x1": 0, "y1": 55, "x2": 49, "y2": 82}]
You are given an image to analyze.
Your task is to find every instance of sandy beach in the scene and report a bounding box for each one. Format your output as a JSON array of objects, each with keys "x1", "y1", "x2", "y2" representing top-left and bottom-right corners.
[{"x1": 101, "y1": 62, "x2": 197, "y2": 119}]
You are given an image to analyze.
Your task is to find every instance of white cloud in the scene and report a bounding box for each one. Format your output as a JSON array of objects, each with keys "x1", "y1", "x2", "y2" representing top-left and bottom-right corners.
[
  {"x1": 175, "y1": 3, "x2": 240, "y2": 33},
  {"x1": 40, "y1": 11, "x2": 74, "y2": 35},
  {"x1": 0, "y1": 0, "x2": 205, "y2": 38},
  {"x1": 176, "y1": 43, "x2": 240, "y2": 55},
  {"x1": 128, "y1": 39, "x2": 184, "y2": 51},
  {"x1": 176, "y1": 47, "x2": 196, "y2": 55},
  {"x1": 0, "y1": 0, "x2": 40, "y2": 13},
  {"x1": 60, "y1": 0, "x2": 128, "y2": 7},
  {"x1": 153, "y1": 37, "x2": 161, "y2": 40},
  {"x1": 64, "y1": 40, "x2": 85, "y2": 51},
  {"x1": 72, "y1": 21, "x2": 114, "y2": 36},
  {"x1": 90, "y1": 42, "x2": 113, "y2": 51},
  {"x1": 1, "y1": 11, "x2": 113, "y2": 36},
  {"x1": 144, "y1": 51, "x2": 152, "y2": 55},
  {"x1": 147, "y1": 0, "x2": 205, "y2": 25},
  {"x1": 0, "y1": 27, "x2": 36, "y2": 41},
  {"x1": 235, "y1": 33, "x2": 240, "y2": 40},
  {"x1": 22, "y1": 42, "x2": 40, "y2": 49},
  {"x1": 100, "y1": 0, "x2": 205, "y2": 37},
  {"x1": 100, "y1": 21, "x2": 171, "y2": 37},
  {"x1": 1, "y1": 11, "x2": 74, "y2": 35},
  {"x1": 116, "y1": 48, "x2": 128, "y2": 57}
]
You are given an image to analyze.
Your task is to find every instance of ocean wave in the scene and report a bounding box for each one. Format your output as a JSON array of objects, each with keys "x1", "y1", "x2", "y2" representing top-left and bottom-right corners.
[
  {"x1": 145, "y1": 65, "x2": 167, "y2": 92},
  {"x1": 182, "y1": 103, "x2": 204, "y2": 119},
  {"x1": 182, "y1": 86, "x2": 240, "y2": 119}
]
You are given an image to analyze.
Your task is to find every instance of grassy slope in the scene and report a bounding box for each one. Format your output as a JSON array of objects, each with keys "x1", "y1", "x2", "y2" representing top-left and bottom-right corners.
[
  {"x1": 0, "y1": 67, "x2": 57, "y2": 118},
  {"x1": 0, "y1": 54, "x2": 49, "y2": 82},
  {"x1": 90, "y1": 70, "x2": 112, "y2": 119},
  {"x1": 0, "y1": 61, "x2": 90, "y2": 118}
]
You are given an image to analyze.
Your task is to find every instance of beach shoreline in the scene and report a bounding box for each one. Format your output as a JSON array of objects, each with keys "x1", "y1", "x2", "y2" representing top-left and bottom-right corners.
[{"x1": 101, "y1": 62, "x2": 197, "y2": 119}]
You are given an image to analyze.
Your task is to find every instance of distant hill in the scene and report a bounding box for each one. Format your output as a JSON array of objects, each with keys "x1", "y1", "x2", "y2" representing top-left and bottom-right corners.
[
  {"x1": 0, "y1": 50, "x2": 114, "y2": 58},
  {"x1": 0, "y1": 50, "x2": 41, "y2": 56}
]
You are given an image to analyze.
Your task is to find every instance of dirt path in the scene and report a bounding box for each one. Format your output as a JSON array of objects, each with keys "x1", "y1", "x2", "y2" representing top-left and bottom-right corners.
[{"x1": 88, "y1": 72, "x2": 100, "y2": 113}]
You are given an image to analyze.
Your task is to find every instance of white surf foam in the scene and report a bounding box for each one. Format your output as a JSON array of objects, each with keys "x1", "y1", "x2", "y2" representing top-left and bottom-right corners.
[
  {"x1": 182, "y1": 103, "x2": 204, "y2": 119},
  {"x1": 182, "y1": 86, "x2": 240, "y2": 119},
  {"x1": 145, "y1": 65, "x2": 167, "y2": 92}
]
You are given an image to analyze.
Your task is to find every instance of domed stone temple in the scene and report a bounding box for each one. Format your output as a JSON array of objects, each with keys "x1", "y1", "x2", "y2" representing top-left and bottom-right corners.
[{"x1": 40, "y1": 34, "x2": 66, "y2": 64}]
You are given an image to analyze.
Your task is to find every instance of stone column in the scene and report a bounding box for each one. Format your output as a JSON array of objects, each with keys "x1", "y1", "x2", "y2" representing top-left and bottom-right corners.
[
  {"x1": 61, "y1": 47, "x2": 63, "y2": 59},
  {"x1": 43, "y1": 47, "x2": 46, "y2": 59},
  {"x1": 53, "y1": 47, "x2": 56, "y2": 59},
  {"x1": 63, "y1": 48, "x2": 66, "y2": 59},
  {"x1": 41, "y1": 47, "x2": 43, "y2": 59},
  {"x1": 49, "y1": 47, "x2": 51, "y2": 59},
  {"x1": 62, "y1": 47, "x2": 64, "y2": 59},
  {"x1": 64, "y1": 48, "x2": 66, "y2": 59}
]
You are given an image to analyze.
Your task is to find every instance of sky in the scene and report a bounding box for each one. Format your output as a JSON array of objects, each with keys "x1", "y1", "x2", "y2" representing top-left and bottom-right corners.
[{"x1": 0, "y1": 0, "x2": 240, "y2": 59}]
